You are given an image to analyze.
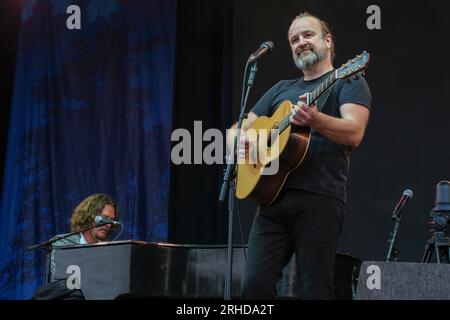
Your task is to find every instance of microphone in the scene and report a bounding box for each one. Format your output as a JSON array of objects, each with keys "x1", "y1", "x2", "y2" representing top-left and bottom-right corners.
[
  {"x1": 248, "y1": 41, "x2": 274, "y2": 63},
  {"x1": 392, "y1": 189, "x2": 414, "y2": 219},
  {"x1": 94, "y1": 215, "x2": 122, "y2": 226}
]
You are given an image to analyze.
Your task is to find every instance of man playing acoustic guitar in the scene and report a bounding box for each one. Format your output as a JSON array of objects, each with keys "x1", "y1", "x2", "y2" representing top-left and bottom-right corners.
[{"x1": 228, "y1": 12, "x2": 372, "y2": 299}]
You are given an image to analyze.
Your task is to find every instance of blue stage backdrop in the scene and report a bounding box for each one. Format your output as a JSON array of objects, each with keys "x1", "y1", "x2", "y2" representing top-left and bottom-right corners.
[{"x1": 0, "y1": 0, "x2": 176, "y2": 299}]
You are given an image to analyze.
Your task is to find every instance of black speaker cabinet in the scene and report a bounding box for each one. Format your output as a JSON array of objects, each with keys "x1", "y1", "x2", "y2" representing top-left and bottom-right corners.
[
  {"x1": 355, "y1": 261, "x2": 450, "y2": 300},
  {"x1": 277, "y1": 252, "x2": 361, "y2": 299}
]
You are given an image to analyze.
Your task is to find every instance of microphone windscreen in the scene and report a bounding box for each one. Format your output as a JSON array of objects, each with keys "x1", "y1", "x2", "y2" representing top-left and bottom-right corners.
[
  {"x1": 262, "y1": 41, "x2": 275, "y2": 52},
  {"x1": 404, "y1": 189, "x2": 413, "y2": 198}
]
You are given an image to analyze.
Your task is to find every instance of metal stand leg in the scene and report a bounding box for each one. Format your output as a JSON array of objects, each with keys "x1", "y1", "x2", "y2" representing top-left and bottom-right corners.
[
  {"x1": 421, "y1": 231, "x2": 450, "y2": 264},
  {"x1": 421, "y1": 242, "x2": 433, "y2": 263}
]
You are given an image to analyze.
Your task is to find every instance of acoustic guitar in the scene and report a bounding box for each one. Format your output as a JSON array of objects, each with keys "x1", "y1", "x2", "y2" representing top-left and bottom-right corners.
[{"x1": 235, "y1": 51, "x2": 370, "y2": 207}]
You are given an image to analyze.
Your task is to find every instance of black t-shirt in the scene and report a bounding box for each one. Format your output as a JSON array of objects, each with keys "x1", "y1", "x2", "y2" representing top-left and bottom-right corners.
[{"x1": 250, "y1": 71, "x2": 372, "y2": 202}]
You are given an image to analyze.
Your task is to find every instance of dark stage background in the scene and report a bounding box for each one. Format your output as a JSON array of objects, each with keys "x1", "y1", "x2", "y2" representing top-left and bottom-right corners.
[
  {"x1": 169, "y1": 0, "x2": 450, "y2": 261},
  {"x1": 171, "y1": 0, "x2": 450, "y2": 263},
  {"x1": 230, "y1": 0, "x2": 450, "y2": 263},
  {"x1": 1, "y1": 0, "x2": 450, "y2": 299}
]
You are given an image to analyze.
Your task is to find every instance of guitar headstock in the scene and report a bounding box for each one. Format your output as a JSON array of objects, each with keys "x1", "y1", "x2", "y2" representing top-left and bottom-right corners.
[{"x1": 336, "y1": 51, "x2": 370, "y2": 80}]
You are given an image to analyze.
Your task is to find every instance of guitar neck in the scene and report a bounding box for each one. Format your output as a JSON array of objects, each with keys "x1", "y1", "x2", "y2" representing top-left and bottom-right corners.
[{"x1": 279, "y1": 70, "x2": 337, "y2": 132}]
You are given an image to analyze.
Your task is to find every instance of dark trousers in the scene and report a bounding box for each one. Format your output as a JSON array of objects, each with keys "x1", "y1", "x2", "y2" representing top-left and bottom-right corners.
[{"x1": 241, "y1": 189, "x2": 344, "y2": 300}]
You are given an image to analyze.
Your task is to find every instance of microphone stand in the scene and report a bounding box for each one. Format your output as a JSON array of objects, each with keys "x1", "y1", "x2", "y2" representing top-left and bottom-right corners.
[
  {"x1": 27, "y1": 223, "x2": 111, "y2": 284},
  {"x1": 219, "y1": 60, "x2": 258, "y2": 300},
  {"x1": 386, "y1": 213, "x2": 403, "y2": 262}
]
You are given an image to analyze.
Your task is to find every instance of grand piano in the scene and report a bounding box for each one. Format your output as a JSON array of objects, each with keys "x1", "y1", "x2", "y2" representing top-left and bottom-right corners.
[{"x1": 52, "y1": 240, "x2": 360, "y2": 299}]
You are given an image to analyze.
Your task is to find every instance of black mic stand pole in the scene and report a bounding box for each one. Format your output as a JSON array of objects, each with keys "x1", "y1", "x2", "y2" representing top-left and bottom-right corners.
[
  {"x1": 27, "y1": 222, "x2": 112, "y2": 284},
  {"x1": 386, "y1": 213, "x2": 403, "y2": 262},
  {"x1": 219, "y1": 61, "x2": 258, "y2": 300}
]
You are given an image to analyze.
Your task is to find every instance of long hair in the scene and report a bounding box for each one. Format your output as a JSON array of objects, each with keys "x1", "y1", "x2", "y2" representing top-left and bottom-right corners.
[
  {"x1": 291, "y1": 11, "x2": 335, "y2": 62},
  {"x1": 70, "y1": 194, "x2": 119, "y2": 233}
]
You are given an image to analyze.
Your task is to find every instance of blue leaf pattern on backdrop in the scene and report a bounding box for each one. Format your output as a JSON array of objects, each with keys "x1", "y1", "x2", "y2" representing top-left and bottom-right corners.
[{"x1": 0, "y1": 0, "x2": 176, "y2": 299}]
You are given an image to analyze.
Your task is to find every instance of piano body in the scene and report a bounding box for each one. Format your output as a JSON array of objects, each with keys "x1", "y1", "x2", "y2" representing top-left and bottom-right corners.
[{"x1": 52, "y1": 240, "x2": 360, "y2": 299}]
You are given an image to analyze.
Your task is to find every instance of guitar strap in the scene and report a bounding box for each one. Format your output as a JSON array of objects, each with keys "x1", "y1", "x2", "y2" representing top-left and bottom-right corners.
[
  {"x1": 315, "y1": 83, "x2": 333, "y2": 113},
  {"x1": 309, "y1": 83, "x2": 333, "y2": 135}
]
